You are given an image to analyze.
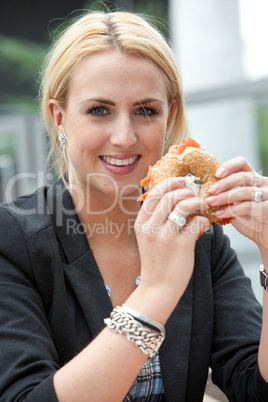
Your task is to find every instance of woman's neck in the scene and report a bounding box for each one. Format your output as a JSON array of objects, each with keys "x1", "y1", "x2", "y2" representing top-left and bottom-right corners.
[{"x1": 71, "y1": 185, "x2": 141, "y2": 246}]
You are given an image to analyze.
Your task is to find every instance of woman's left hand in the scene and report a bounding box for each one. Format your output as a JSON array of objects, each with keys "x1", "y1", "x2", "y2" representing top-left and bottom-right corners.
[{"x1": 206, "y1": 157, "x2": 268, "y2": 256}]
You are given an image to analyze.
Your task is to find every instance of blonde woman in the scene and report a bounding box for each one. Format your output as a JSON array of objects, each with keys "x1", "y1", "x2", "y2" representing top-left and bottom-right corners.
[{"x1": 0, "y1": 11, "x2": 268, "y2": 401}]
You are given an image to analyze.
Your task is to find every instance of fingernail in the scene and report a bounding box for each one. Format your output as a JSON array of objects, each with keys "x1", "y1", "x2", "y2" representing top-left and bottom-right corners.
[
  {"x1": 216, "y1": 167, "x2": 227, "y2": 178},
  {"x1": 207, "y1": 196, "x2": 219, "y2": 205},
  {"x1": 175, "y1": 177, "x2": 185, "y2": 185},
  {"x1": 209, "y1": 183, "x2": 220, "y2": 194}
]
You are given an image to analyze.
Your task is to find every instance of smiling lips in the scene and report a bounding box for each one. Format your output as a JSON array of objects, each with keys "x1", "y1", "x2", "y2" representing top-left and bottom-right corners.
[
  {"x1": 100, "y1": 155, "x2": 140, "y2": 175},
  {"x1": 102, "y1": 155, "x2": 138, "y2": 166}
]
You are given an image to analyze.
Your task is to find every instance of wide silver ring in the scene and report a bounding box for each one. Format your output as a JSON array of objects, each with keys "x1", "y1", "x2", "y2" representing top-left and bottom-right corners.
[
  {"x1": 167, "y1": 211, "x2": 186, "y2": 227},
  {"x1": 254, "y1": 186, "x2": 263, "y2": 203},
  {"x1": 251, "y1": 171, "x2": 260, "y2": 186}
]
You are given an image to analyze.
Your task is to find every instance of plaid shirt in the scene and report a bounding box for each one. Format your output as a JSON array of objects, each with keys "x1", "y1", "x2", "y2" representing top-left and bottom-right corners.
[
  {"x1": 105, "y1": 277, "x2": 165, "y2": 400},
  {"x1": 124, "y1": 352, "x2": 165, "y2": 401}
]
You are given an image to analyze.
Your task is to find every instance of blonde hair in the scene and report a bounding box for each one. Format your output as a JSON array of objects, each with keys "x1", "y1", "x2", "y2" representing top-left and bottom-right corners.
[{"x1": 41, "y1": 11, "x2": 187, "y2": 182}]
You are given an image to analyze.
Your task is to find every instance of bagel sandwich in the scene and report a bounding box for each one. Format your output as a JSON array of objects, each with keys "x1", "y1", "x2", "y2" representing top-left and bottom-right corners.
[{"x1": 138, "y1": 138, "x2": 232, "y2": 226}]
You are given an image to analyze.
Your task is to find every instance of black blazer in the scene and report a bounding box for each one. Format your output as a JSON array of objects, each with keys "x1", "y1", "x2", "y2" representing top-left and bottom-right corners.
[{"x1": 0, "y1": 180, "x2": 268, "y2": 401}]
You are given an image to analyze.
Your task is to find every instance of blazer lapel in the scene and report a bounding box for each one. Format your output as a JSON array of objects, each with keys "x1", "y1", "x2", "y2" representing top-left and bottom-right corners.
[
  {"x1": 63, "y1": 253, "x2": 113, "y2": 337},
  {"x1": 46, "y1": 181, "x2": 113, "y2": 338}
]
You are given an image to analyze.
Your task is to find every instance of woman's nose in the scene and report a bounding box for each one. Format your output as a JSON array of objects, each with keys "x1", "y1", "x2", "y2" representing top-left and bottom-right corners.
[{"x1": 109, "y1": 116, "x2": 137, "y2": 149}]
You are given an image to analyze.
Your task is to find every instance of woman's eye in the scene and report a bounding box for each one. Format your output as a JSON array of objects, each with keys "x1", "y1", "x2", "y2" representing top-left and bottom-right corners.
[
  {"x1": 136, "y1": 107, "x2": 157, "y2": 117},
  {"x1": 87, "y1": 106, "x2": 109, "y2": 116}
]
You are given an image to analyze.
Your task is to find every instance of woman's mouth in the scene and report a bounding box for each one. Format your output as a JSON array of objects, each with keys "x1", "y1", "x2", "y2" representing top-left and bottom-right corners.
[
  {"x1": 100, "y1": 155, "x2": 141, "y2": 175},
  {"x1": 102, "y1": 155, "x2": 138, "y2": 166}
]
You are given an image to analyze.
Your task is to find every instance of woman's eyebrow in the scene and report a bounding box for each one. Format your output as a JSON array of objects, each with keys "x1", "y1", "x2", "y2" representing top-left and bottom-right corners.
[
  {"x1": 79, "y1": 98, "x2": 116, "y2": 105},
  {"x1": 133, "y1": 98, "x2": 164, "y2": 106}
]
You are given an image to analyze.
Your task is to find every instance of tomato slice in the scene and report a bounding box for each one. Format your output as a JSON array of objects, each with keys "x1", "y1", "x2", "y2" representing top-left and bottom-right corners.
[{"x1": 176, "y1": 138, "x2": 201, "y2": 155}]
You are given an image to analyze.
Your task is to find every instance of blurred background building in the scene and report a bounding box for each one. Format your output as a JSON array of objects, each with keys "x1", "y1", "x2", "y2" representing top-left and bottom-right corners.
[{"x1": 169, "y1": 0, "x2": 268, "y2": 306}]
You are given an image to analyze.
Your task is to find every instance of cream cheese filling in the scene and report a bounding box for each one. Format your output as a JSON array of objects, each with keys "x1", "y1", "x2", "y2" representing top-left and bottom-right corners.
[{"x1": 184, "y1": 173, "x2": 201, "y2": 194}]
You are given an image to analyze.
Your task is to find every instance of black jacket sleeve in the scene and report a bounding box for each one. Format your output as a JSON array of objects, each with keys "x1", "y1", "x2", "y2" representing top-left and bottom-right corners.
[
  {"x1": 208, "y1": 224, "x2": 268, "y2": 401},
  {"x1": 0, "y1": 206, "x2": 59, "y2": 401}
]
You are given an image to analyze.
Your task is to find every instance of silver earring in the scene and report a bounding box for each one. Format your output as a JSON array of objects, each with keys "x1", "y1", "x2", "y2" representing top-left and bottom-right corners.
[
  {"x1": 165, "y1": 132, "x2": 169, "y2": 142},
  {"x1": 58, "y1": 132, "x2": 67, "y2": 144}
]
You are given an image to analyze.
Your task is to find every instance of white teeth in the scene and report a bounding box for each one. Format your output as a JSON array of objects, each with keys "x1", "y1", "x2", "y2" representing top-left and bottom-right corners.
[{"x1": 102, "y1": 156, "x2": 138, "y2": 166}]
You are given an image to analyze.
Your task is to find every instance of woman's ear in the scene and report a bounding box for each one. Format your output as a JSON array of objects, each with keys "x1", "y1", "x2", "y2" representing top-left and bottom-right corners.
[
  {"x1": 48, "y1": 99, "x2": 65, "y2": 132},
  {"x1": 167, "y1": 99, "x2": 176, "y2": 126}
]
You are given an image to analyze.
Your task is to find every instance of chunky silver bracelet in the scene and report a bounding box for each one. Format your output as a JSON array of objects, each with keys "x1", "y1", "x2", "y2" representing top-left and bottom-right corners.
[
  {"x1": 121, "y1": 304, "x2": 166, "y2": 336},
  {"x1": 104, "y1": 306, "x2": 165, "y2": 358}
]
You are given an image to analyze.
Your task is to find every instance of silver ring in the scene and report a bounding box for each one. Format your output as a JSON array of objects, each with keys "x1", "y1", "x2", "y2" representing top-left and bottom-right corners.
[
  {"x1": 167, "y1": 211, "x2": 186, "y2": 227},
  {"x1": 254, "y1": 186, "x2": 263, "y2": 203},
  {"x1": 251, "y1": 171, "x2": 260, "y2": 186}
]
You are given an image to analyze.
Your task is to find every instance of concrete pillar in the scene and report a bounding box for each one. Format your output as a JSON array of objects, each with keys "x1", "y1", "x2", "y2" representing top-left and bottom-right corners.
[{"x1": 169, "y1": 0, "x2": 244, "y2": 92}]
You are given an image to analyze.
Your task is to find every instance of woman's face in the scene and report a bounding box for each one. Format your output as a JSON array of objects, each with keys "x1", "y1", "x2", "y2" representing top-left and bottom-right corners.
[{"x1": 50, "y1": 50, "x2": 175, "y2": 200}]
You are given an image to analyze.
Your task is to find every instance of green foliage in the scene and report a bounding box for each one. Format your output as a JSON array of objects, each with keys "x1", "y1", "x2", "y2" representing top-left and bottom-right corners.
[
  {"x1": 0, "y1": 35, "x2": 46, "y2": 90},
  {"x1": 0, "y1": 94, "x2": 39, "y2": 113},
  {"x1": 135, "y1": 0, "x2": 169, "y2": 36},
  {"x1": 0, "y1": 0, "x2": 168, "y2": 112},
  {"x1": 0, "y1": 137, "x2": 17, "y2": 158},
  {"x1": 0, "y1": 35, "x2": 45, "y2": 76},
  {"x1": 0, "y1": 35, "x2": 47, "y2": 111}
]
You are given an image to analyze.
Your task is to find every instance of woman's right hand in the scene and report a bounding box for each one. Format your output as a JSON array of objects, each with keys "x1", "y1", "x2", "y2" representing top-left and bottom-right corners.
[{"x1": 133, "y1": 177, "x2": 210, "y2": 322}]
